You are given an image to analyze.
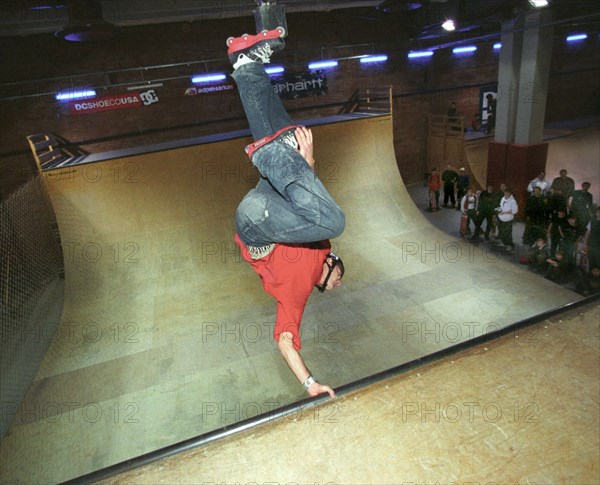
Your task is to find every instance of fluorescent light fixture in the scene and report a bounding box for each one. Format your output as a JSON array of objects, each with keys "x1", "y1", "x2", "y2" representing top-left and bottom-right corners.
[
  {"x1": 55, "y1": 89, "x2": 96, "y2": 101},
  {"x1": 453, "y1": 46, "x2": 477, "y2": 54},
  {"x1": 265, "y1": 65, "x2": 285, "y2": 75},
  {"x1": 191, "y1": 73, "x2": 227, "y2": 84},
  {"x1": 408, "y1": 50, "x2": 434, "y2": 59},
  {"x1": 360, "y1": 55, "x2": 388, "y2": 64},
  {"x1": 566, "y1": 33, "x2": 588, "y2": 42},
  {"x1": 493, "y1": 43, "x2": 502, "y2": 50},
  {"x1": 528, "y1": 0, "x2": 549, "y2": 7},
  {"x1": 308, "y1": 60, "x2": 338, "y2": 70},
  {"x1": 441, "y1": 19, "x2": 456, "y2": 32}
]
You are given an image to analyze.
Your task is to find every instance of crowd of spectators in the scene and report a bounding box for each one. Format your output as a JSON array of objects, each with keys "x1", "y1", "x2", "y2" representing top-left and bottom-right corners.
[
  {"x1": 426, "y1": 165, "x2": 599, "y2": 297},
  {"x1": 521, "y1": 169, "x2": 598, "y2": 295}
]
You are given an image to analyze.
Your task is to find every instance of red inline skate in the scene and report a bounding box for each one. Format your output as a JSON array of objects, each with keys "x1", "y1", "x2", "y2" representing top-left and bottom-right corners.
[{"x1": 226, "y1": 27, "x2": 286, "y2": 66}]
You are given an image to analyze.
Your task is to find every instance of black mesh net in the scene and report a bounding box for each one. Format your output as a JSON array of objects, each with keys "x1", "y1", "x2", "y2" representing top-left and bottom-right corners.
[{"x1": 0, "y1": 173, "x2": 64, "y2": 440}]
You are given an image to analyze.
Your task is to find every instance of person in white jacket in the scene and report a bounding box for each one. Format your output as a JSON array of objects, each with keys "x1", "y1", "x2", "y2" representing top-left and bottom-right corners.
[
  {"x1": 527, "y1": 171, "x2": 550, "y2": 195},
  {"x1": 497, "y1": 188, "x2": 519, "y2": 251}
]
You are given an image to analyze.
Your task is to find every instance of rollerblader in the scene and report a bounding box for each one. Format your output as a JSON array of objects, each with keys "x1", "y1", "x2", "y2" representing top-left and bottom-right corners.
[{"x1": 228, "y1": 12, "x2": 345, "y2": 398}]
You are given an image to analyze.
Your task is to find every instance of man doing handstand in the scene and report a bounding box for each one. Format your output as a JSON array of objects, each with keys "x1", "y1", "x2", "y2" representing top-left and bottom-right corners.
[{"x1": 228, "y1": 27, "x2": 345, "y2": 398}]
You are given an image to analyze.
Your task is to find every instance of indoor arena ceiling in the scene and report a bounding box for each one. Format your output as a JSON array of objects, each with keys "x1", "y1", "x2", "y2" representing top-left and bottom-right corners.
[{"x1": 0, "y1": 0, "x2": 599, "y2": 44}]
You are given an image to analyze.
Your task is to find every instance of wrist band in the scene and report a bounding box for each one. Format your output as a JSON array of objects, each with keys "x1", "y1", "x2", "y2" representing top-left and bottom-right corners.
[{"x1": 303, "y1": 375, "x2": 315, "y2": 390}]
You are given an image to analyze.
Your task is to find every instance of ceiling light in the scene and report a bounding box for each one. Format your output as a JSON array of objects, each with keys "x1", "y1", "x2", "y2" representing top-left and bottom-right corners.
[
  {"x1": 453, "y1": 46, "x2": 477, "y2": 55},
  {"x1": 360, "y1": 55, "x2": 388, "y2": 64},
  {"x1": 408, "y1": 50, "x2": 434, "y2": 59},
  {"x1": 265, "y1": 66, "x2": 285, "y2": 75},
  {"x1": 191, "y1": 74, "x2": 227, "y2": 84},
  {"x1": 528, "y1": 0, "x2": 549, "y2": 8},
  {"x1": 566, "y1": 33, "x2": 588, "y2": 42},
  {"x1": 55, "y1": 90, "x2": 97, "y2": 101},
  {"x1": 441, "y1": 19, "x2": 456, "y2": 32},
  {"x1": 308, "y1": 60, "x2": 338, "y2": 70}
]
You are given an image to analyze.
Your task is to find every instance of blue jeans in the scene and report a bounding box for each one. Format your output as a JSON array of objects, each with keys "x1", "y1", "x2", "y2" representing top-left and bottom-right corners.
[{"x1": 233, "y1": 62, "x2": 345, "y2": 247}]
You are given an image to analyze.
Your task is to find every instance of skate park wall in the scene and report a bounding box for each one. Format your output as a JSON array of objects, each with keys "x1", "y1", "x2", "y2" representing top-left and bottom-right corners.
[{"x1": 0, "y1": 113, "x2": 582, "y2": 483}]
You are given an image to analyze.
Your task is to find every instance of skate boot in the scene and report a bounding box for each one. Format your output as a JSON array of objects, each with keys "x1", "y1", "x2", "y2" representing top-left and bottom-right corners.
[
  {"x1": 245, "y1": 125, "x2": 300, "y2": 160},
  {"x1": 227, "y1": 28, "x2": 286, "y2": 66}
]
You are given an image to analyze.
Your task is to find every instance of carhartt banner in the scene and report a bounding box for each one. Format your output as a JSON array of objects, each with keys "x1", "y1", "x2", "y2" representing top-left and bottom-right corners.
[
  {"x1": 272, "y1": 72, "x2": 328, "y2": 100},
  {"x1": 69, "y1": 89, "x2": 159, "y2": 115}
]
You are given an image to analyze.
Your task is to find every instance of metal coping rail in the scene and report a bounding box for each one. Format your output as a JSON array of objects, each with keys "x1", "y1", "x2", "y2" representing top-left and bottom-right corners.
[{"x1": 61, "y1": 293, "x2": 600, "y2": 485}]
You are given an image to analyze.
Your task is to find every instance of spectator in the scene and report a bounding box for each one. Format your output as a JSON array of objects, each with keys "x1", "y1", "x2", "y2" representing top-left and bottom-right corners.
[
  {"x1": 460, "y1": 187, "x2": 478, "y2": 234},
  {"x1": 447, "y1": 101, "x2": 458, "y2": 118},
  {"x1": 490, "y1": 183, "x2": 507, "y2": 240},
  {"x1": 545, "y1": 250, "x2": 572, "y2": 284},
  {"x1": 427, "y1": 167, "x2": 441, "y2": 211},
  {"x1": 496, "y1": 187, "x2": 519, "y2": 251},
  {"x1": 569, "y1": 182, "x2": 593, "y2": 231},
  {"x1": 582, "y1": 206, "x2": 600, "y2": 270},
  {"x1": 442, "y1": 164, "x2": 458, "y2": 208},
  {"x1": 522, "y1": 237, "x2": 551, "y2": 273},
  {"x1": 456, "y1": 167, "x2": 470, "y2": 211},
  {"x1": 559, "y1": 215, "x2": 584, "y2": 265},
  {"x1": 575, "y1": 266, "x2": 600, "y2": 296},
  {"x1": 547, "y1": 187, "x2": 568, "y2": 221},
  {"x1": 484, "y1": 93, "x2": 496, "y2": 134},
  {"x1": 550, "y1": 169, "x2": 575, "y2": 203},
  {"x1": 495, "y1": 183, "x2": 507, "y2": 205},
  {"x1": 527, "y1": 171, "x2": 550, "y2": 195},
  {"x1": 523, "y1": 186, "x2": 549, "y2": 245},
  {"x1": 547, "y1": 208, "x2": 568, "y2": 257},
  {"x1": 473, "y1": 185, "x2": 496, "y2": 241}
]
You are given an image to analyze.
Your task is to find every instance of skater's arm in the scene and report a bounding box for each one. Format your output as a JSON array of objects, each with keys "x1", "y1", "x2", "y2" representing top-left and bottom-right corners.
[
  {"x1": 278, "y1": 332, "x2": 336, "y2": 398},
  {"x1": 295, "y1": 126, "x2": 316, "y2": 169}
]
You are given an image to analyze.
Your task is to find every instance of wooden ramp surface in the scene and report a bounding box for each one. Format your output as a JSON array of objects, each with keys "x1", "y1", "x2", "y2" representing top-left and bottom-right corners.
[
  {"x1": 0, "y1": 115, "x2": 582, "y2": 483},
  {"x1": 101, "y1": 300, "x2": 600, "y2": 485}
]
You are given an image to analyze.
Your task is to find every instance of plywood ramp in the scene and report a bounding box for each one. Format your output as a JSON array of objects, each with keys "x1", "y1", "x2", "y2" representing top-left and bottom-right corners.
[
  {"x1": 0, "y1": 115, "x2": 581, "y2": 483},
  {"x1": 100, "y1": 301, "x2": 600, "y2": 485}
]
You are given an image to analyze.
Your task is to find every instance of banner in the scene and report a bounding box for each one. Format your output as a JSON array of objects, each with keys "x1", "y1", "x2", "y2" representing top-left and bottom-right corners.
[
  {"x1": 272, "y1": 72, "x2": 328, "y2": 100},
  {"x1": 69, "y1": 89, "x2": 159, "y2": 115},
  {"x1": 184, "y1": 84, "x2": 234, "y2": 96}
]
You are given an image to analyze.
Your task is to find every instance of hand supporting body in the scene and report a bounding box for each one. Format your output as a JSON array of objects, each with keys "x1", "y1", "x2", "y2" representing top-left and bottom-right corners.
[{"x1": 278, "y1": 331, "x2": 336, "y2": 398}]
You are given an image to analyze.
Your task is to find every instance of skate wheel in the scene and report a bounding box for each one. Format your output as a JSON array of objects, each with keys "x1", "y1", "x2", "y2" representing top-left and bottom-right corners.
[
  {"x1": 226, "y1": 37, "x2": 234, "y2": 46},
  {"x1": 242, "y1": 34, "x2": 249, "y2": 40},
  {"x1": 276, "y1": 26, "x2": 286, "y2": 37}
]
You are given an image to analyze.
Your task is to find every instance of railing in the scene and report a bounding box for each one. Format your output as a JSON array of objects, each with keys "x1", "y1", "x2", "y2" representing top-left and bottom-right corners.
[
  {"x1": 26, "y1": 133, "x2": 87, "y2": 171},
  {"x1": 428, "y1": 114, "x2": 465, "y2": 138},
  {"x1": 339, "y1": 86, "x2": 393, "y2": 115}
]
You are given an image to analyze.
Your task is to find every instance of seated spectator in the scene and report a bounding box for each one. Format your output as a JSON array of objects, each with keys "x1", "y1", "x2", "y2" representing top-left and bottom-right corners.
[
  {"x1": 545, "y1": 250, "x2": 572, "y2": 284},
  {"x1": 522, "y1": 237, "x2": 551, "y2": 273},
  {"x1": 575, "y1": 266, "x2": 600, "y2": 296},
  {"x1": 471, "y1": 113, "x2": 481, "y2": 132}
]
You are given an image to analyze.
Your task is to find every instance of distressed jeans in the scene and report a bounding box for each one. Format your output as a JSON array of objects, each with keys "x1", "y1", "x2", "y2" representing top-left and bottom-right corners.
[{"x1": 232, "y1": 62, "x2": 345, "y2": 247}]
